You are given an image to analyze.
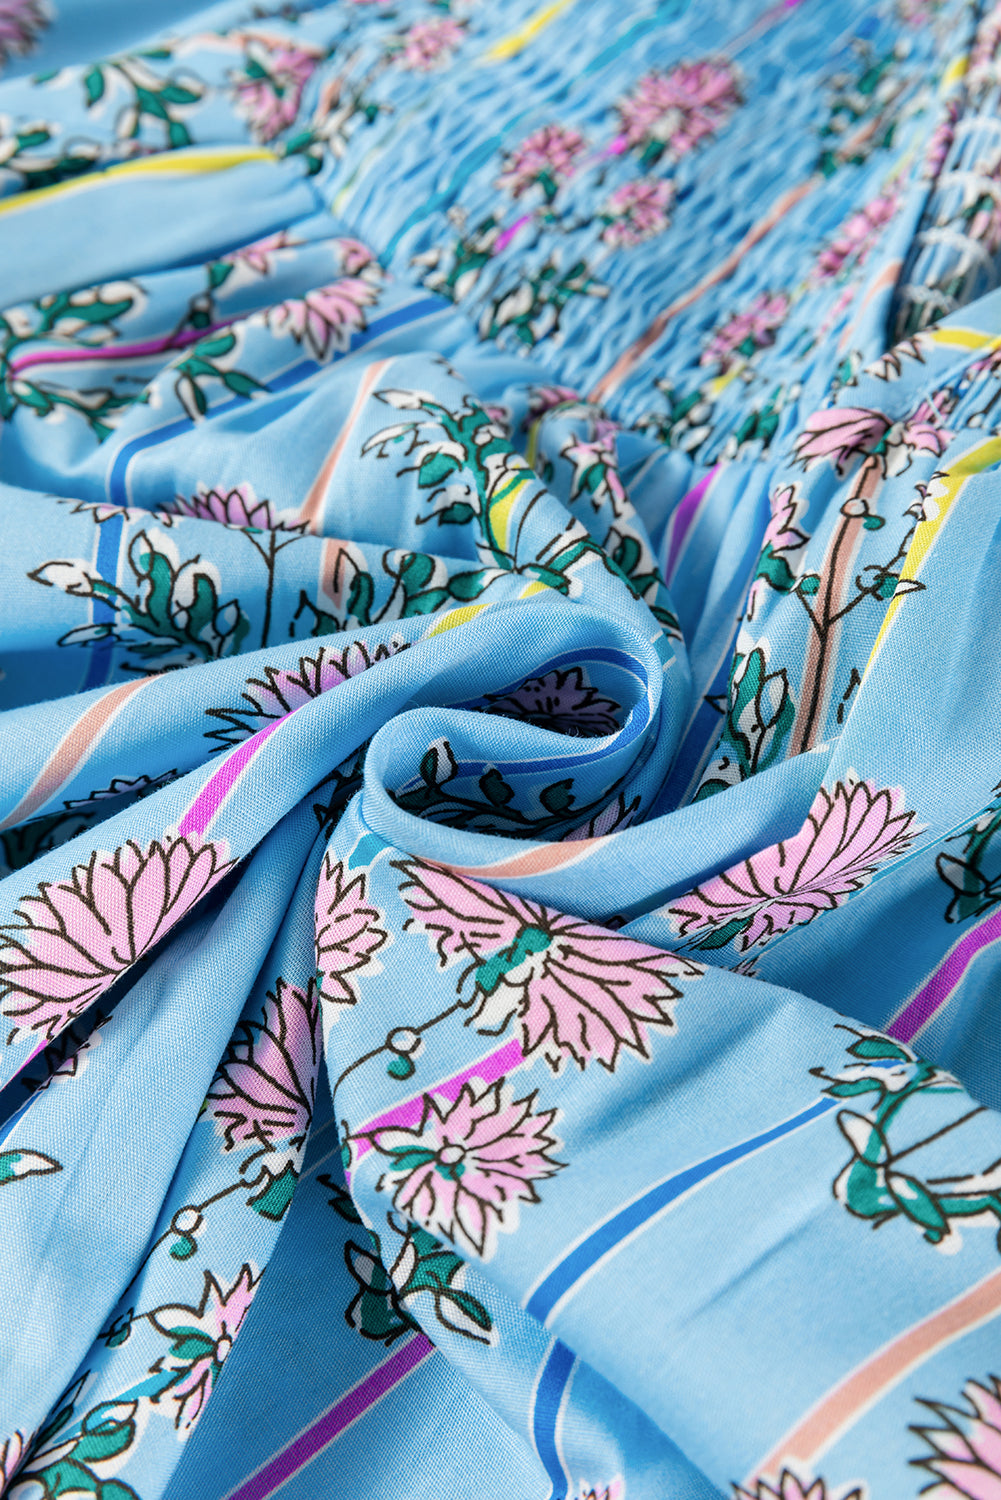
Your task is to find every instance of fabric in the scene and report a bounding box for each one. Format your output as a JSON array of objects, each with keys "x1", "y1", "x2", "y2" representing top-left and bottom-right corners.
[{"x1": 2, "y1": 1, "x2": 1001, "y2": 1496}]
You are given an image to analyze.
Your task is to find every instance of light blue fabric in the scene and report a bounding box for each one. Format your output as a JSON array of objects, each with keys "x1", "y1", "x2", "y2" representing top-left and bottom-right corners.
[{"x1": 2, "y1": 2, "x2": 1001, "y2": 1498}]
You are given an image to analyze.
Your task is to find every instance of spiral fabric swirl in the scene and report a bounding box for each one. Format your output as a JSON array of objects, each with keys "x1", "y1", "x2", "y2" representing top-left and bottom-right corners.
[{"x1": 2, "y1": 2, "x2": 1001, "y2": 1497}]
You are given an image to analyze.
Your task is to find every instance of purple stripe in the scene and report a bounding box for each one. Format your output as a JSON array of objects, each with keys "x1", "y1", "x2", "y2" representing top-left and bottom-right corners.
[
  {"x1": 177, "y1": 716, "x2": 287, "y2": 839},
  {"x1": 224, "y1": 1335, "x2": 433, "y2": 1500},
  {"x1": 888, "y1": 907, "x2": 1001, "y2": 1043},
  {"x1": 664, "y1": 466, "x2": 717, "y2": 584},
  {"x1": 9, "y1": 321, "x2": 235, "y2": 374}
]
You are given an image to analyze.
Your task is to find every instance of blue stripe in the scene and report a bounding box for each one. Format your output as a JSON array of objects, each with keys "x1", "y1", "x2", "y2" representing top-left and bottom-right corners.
[
  {"x1": 105, "y1": 297, "x2": 446, "y2": 507},
  {"x1": 532, "y1": 1339, "x2": 575, "y2": 1500},
  {"x1": 524, "y1": 1097, "x2": 838, "y2": 1325},
  {"x1": 81, "y1": 511, "x2": 124, "y2": 691}
]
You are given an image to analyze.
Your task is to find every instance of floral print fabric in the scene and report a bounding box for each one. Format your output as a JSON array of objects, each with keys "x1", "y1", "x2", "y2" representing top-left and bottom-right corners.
[{"x1": 2, "y1": 1, "x2": 1001, "y2": 1498}]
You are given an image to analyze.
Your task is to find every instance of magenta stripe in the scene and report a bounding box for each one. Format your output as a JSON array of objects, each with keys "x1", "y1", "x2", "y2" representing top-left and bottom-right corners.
[
  {"x1": 9, "y1": 320, "x2": 235, "y2": 375},
  {"x1": 888, "y1": 907, "x2": 1001, "y2": 1043},
  {"x1": 347, "y1": 1035, "x2": 524, "y2": 1178},
  {"x1": 177, "y1": 716, "x2": 287, "y2": 839},
  {"x1": 224, "y1": 1335, "x2": 433, "y2": 1500},
  {"x1": 664, "y1": 466, "x2": 717, "y2": 584}
]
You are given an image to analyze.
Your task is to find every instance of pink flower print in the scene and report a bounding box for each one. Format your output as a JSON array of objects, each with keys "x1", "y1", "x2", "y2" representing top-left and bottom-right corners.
[
  {"x1": 335, "y1": 236, "x2": 379, "y2": 276},
  {"x1": 0, "y1": 833, "x2": 234, "y2": 1043},
  {"x1": 761, "y1": 483, "x2": 809, "y2": 558},
  {"x1": 574, "y1": 1482, "x2": 626, "y2": 1500},
  {"x1": 735, "y1": 1472, "x2": 864, "y2": 1500},
  {"x1": 793, "y1": 406, "x2": 894, "y2": 475},
  {"x1": 813, "y1": 193, "x2": 899, "y2": 282},
  {"x1": 923, "y1": 101, "x2": 959, "y2": 181},
  {"x1": 231, "y1": 39, "x2": 319, "y2": 143},
  {"x1": 266, "y1": 276, "x2": 381, "y2": 361},
  {"x1": 495, "y1": 124, "x2": 588, "y2": 201},
  {"x1": 395, "y1": 860, "x2": 703, "y2": 1072},
  {"x1": 0, "y1": 1429, "x2": 26, "y2": 1487},
  {"x1": 793, "y1": 401, "x2": 952, "y2": 478},
  {"x1": 526, "y1": 384, "x2": 582, "y2": 424},
  {"x1": 747, "y1": 483, "x2": 809, "y2": 618},
  {"x1": 701, "y1": 291, "x2": 790, "y2": 369},
  {"x1": 150, "y1": 1265, "x2": 260, "y2": 1434},
  {"x1": 367, "y1": 1079, "x2": 563, "y2": 1256},
  {"x1": 219, "y1": 230, "x2": 296, "y2": 280},
  {"x1": 397, "y1": 17, "x2": 464, "y2": 71},
  {"x1": 0, "y1": 0, "x2": 49, "y2": 68},
  {"x1": 207, "y1": 638, "x2": 407, "y2": 745},
  {"x1": 913, "y1": 1373, "x2": 1001, "y2": 1498},
  {"x1": 600, "y1": 177, "x2": 673, "y2": 248},
  {"x1": 564, "y1": 791, "x2": 640, "y2": 841},
  {"x1": 668, "y1": 777, "x2": 920, "y2": 953},
  {"x1": 480, "y1": 666, "x2": 622, "y2": 738},
  {"x1": 167, "y1": 481, "x2": 304, "y2": 533},
  {"x1": 205, "y1": 978, "x2": 320, "y2": 1152},
  {"x1": 614, "y1": 61, "x2": 741, "y2": 164},
  {"x1": 314, "y1": 854, "x2": 389, "y2": 1008}
]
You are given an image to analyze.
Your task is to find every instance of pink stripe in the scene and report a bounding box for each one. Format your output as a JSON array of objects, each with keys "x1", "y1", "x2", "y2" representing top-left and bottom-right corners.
[
  {"x1": 348, "y1": 1036, "x2": 524, "y2": 1177},
  {"x1": 664, "y1": 467, "x2": 717, "y2": 584},
  {"x1": 9, "y1": 321, "x2": 235, "y2": 375},
  {"x1": 223, "y1": 1335, "x2": 434, "y2": 1500},
  {"x1": 177, "y1": 716, "x2": 287, "y2": 839},
  {"x1": 887, "y1": 907, "x2": 1001, "y2": 1044}
]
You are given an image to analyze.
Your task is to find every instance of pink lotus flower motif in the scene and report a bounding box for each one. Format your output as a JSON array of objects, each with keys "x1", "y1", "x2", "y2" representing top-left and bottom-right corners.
[
  {"x1": 479, "y1": 666, "x2": 622, "y2": 738},
  {"x1": 600, "y1": 177, "x2": 674, "y2": 248},
  {"x1": 746, "y1": 483, "x2": 809, "y2": 619},
  {"x1": 761, "y1": 483, "x2": 809, "y2": 558},
  {"x1": 669, "y1": 776, "x2": 920, "y2": 953},
  {"x1": 574, "y1": 1482, "x2": 626, "y2": 1500},
  {"x1": 395, "y1": 859, "x2": 703, "y2": 1072},
  {"x1": 495, "y1": 124, "x2": 588, "y2": 199},
  {"x1": 559, "y1": 432, "x2": 629, "y2": 514},
  {"x1": 219, "y1": 230, "x2": 297, "y2": 280},
  {"x1": 564, "y1": 791, "x2": 640, "y2": 841},
  {"x1": 615, "y1": 61, "x2": 741, "y2": 162},
  {"x1": 205, "y1": 978, "x2": 320, "y2": 1152},
  {"x1": 335, "y1": 236, "x2": 378, "y2": 276},
  {"x1": 0, "y1": 1428, "x2": 26, "y2": 1487},
  {"x1": 210, "y1": 638, "x2": 408, "y2": 744},
  {"x1": 0, "y1": 833, "x2": 234, "y2": 1043},
  {"x1": 0, "y1": 0, "x2": 49, "y2": 68},
  {"x1": 266, "y1": 276, "x2": 381, "y2": 361},
  {"x1": 793, "y1": 400, "x2": 952, "y2": 479},
  {"x1": 397, "y1": 17, "x2": 465, "y2": 71},
  {"x1": 923, "y1": 101, "x2": 959, "y2": 180},
  {"x1": 813, "y1": 193, "x2": 899, "y2": 281},
  {"x1": 315, "y1": 854, "x2": 389, "y2": 1008},
  {"x1": 367, "y1": 1078, "x2": 563, "y2": 1256},
  {"x1": 793, "y1": 406, "x2": 893, "y2": 476},
  {"x1": 966, "y1": 191, "x2": 1001, "y2": 257},
  {"x1": 231, "y1": 39, "x2": 319, "y2": 143},
  {"x1": 701, "y1": 291, "x2": 790, "y2": 368},
  {"x1": 734, "y1": 1470, "x2": 864, "y2": 1500},
  {"x1": 150, "y1": 1264, "x2": 260, "y2": 1434},
  {"x1": 167, "y1": 481, "x2": 304, "y2": 533},
  {"x1": 526, "y1": 384, "x2": 582, "y2": 423},
  {"x1": 913, "y1": 1373, "x2": 1001, "y2": 1498}
]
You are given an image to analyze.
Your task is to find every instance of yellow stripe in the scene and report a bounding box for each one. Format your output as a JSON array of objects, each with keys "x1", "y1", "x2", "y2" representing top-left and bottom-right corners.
[
  {"x1": 426, "y1": 603, "x2": 491, "y2": 637},
  {"x1": 923, "y1": 326, "x2": 1001, "y2": 352},
  {"x1": 941, "y1": 54, "x2": 967, "y2": 93},
  {"x1": 0, "y1": 146, "x2": 277, "y2": 219},
  {"x1": 489, "y1": 473, "x2": 532, "y2": 553},
  {"x1": 519, "y1": 579, "x2": 552, "y2": 598},
  {"x1": 863, "y1": 436, "x2": 1001, "y2": 678},
  {"x1": 708, "y1": 361, "x2": 746, "y2": 399},
  {"x1": 478, "y1": 0, "x2": 576, "y2": 63}
]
